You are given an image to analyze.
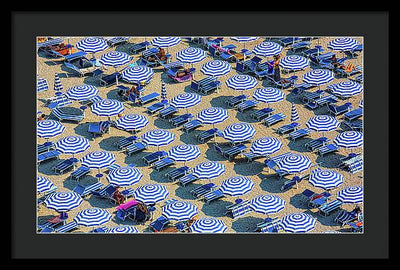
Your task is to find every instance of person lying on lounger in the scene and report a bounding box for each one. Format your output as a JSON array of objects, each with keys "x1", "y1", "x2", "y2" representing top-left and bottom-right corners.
[
  {"x1": 331, "y1": 55, "x2": 345, "y2": 69},
  {"x1": 176, "y1": 68, "x2": 191, "y2": 78},
  {"x1": 147, "y1": 48, "x2": 168, "y2": 62},
  {"x1": 113, "y1": 188, "x2": 126, "y2": 205}
]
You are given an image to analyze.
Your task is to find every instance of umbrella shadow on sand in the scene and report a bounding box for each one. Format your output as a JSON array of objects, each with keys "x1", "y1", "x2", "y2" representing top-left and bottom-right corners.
[
  {"x1": 204, "y1": 144, "x2": 227, "y2": 162},
  {"x1": 201, "y1": 200, "x2": 231, "y2": 217},
  {"x1": 231, "y1": 216, "x2": 265, "y2": 232},
  {"x1": 37, "y1": 159, "x2": 65, "y2": 176},
  {"x1": 179, "y1": 131, "x2": 202, "y2": 145},
  {"x1": 315, "y1": 154, "x2": 343, "y2": 169},
  {"x1": 82, "y1": 76, "x2": 102, "y2": 87},
  {"x1": 235, "y1": 110, "x2": 259, "y2": 124},
  {"x1": 175, "y1": 184, "x2": 201, "y2": 200},
  {"x1": 287, "y1": 139, "x2": 309, "y2": 153},
  {"x1": 124, "y1": 151, "x2": 152, "y2": 168},
  {"x1": 233, "y1": 161, "x2": 265, "y2": 176},
  {"x1": 149, "y1": 169, "x2": 175, "y2": 184},
  {"x1": 289, "y1": 194, "x2": 310, "y2": 210},
  {"x1": 73, "y1": 122, "x2": 92, "y2": 140},
  {"x1": 259, "y1": 174, "x2": 285, "y2": 194},
  {"x1": 210, "y1": 95, "x2": 233, "y2": 109},
  {"x1": 153, "y1": 118, "x2": 174, "y2": 130},
  {"x1": 98, "y1": 136, "x2": 125, "y2": 152}
]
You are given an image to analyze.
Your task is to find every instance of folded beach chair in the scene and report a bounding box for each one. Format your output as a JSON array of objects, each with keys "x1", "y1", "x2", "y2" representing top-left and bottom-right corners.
[
  {"x1": 288, "y1": 128, "x2": 311, "y2": 141},
  {"x1": 121, "y1": 188, "x2": 135, "y2": 200},
  {"x1": 165, "y1": 166, "x2": 190, "y2": 181},
  {"x1": 147, "y1": 102, "x2": 167, "y2": 114},
  {"x1": 158, "y1": 106, "x2": 178, "y2": 119},
  {"x1": 280, "y1": 175, "x2": 309, "y2": 191},
  {"x1": 70, "y1": 166, "x2": 90, "y2": 181},
  {"x1": 177, "y1": 173, "x2": 199, "y2": 186},
  {"x1": 143, "y1": 151, "x2": 168, "y2": 165},
  {"x1": 263, "y1": 113, "x2": 286, "y2": 127},
  {"x1": 170, "y1": 113, "x2": 194, "y2": 127},
  {"x1": 308, "y1": 191, "x2": 332, "y2": 208},
  {"x1": 302, "y1": 90, "x2": 325, "y2": 103},
  {"x1": 130, "y1": 41, "x2": 151, "y2": 54},
  {"x1": 151, "y1": 157, "x2": 175, "y2": 172},
  {"x1": 276, "y1": 122, "x2": 300, "y2": 135},
  {"x1": 201, "y1": 189, "x2": 225, "y2": 204},
  {"x1": 342, "y1": 120, "x2": 363, "y2": 132},
  {"x1": 99, "y1": 72, "x2": 122, "y2": 87},
  {"x1": 319, "y1": 200, "x2": 343, "y2": 217},
  {"x1": 335, "y1": 209, "x2": 359, "y2": 226},
  {"x1": 235, "y1": 99, "x2": 259, "y2": 112},
  {"x1": 37, "y1": 142, "x2": 55, "y2": 154},
  {"x1": 138, "y1": 92, "x2": 160, "y2": 105},
  {"x1": 46, "y1": 95, "x2": 73, "y2": 110},
  {"x1": 181, "y1": 119, "x2": 203, "y2": 133},
  {"x1": 305, "y1": 137, "x2": 330, "y2": 151},
  {"x1": 149, "y1": 216, "x2": 170, "y2": 232},
  {"x1": 317, "y1": 143, "x2": 339, "y2": 156},
  {"x1": 190, "y1": 183, "x2": 218, "y2": 198},
  {"x1": 50, "y1": 107, "x2": 84, "y2": 123},
  {"x1": 54, "y1": 221, "x2": 79, "y2": 233},
  {"x1": 339, "y1": 153, "x2": 362, "y2": 168},
  {"x1": 114, "y1": 135, "x2": 139, "y2": 150},
  {"x1": 344, "y1": 108, "x2": 363, "y2": 121},
  {"x1": 226, "y1": 94, "x2": 248, "y2": 107},
  {"x1": 88, "y1": 121, "x2": 110, "y2": 138},
  {"x1": 53, "y1": 158, "x2": 78, "y2": 174},
  {"x1": 196, "y1": 128, "x2": 221, "y2": 143},
  {"x1": 347, "y1": 159, "x2": 363, "y2": 174},
  {"x1": 37, "y1": 150, "x2": 61, "y2": 164},
  {"x1": 225, "y1": 200, "x2": 253, "y2": 219},
  {"x1": 73, "y1": 182, "x2": 104, "y2": 198},
  {"x1": 327, "y1": 102, "x2": 353, "y2": 116},
  {"x1": 125, "y1": 142, "x2": 147, "y2": 156},
  {"x1": 250, "y1": 107, "x2": 275, "y2": 121}
]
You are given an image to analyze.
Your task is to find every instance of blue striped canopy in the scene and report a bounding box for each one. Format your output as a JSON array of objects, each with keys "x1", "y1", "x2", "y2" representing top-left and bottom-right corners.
[
  {"x1": 81, "y1": 151, "x2": 116, "y2": 169},
  {"x1": 306, "y1": 115, "x2": 340, "y2": 132},
  {"x1": 303, "y1": 69, "x2": 334, "y2": 86},
  {"x1": 327, "y1": 80, "x2": 363, "y2": 98},
  {"x1": 220, "y1": 176, "x2": 254, "y2": 196},
  {"x1": 115, "y1": 114, "x2": 149, "y2": 132},
  {"x1": 37, "y1": 120, "x2": 65, "y2": 139},
  {"x1": 250, "y1": 137, "x2": 282, "y2": 156},
  {"x1": 65, "y1": 84, "x2": 99, "y2": 101},
  {"x1": 168, "y1": 144, "x2": 201, "y2": 163},
  {"x1": 231, "y1": 37, "x2": 259, "y2": 42},
  {"x1": 328, "y1": 37, "x2": 360, "y2": 52},
  {"x1": 55, "y1": 136, "x2": 91, "y2": 155},
  {"x1": 226, "y1": 75, "x2": 258, "y2": 91},
  {"x1": 252, "y1": 42, "x2": 283, "y2": 57},
  {"x1": 200, "y1": 60, "x2": 232, "y2": 77},
  {"x1": 176, "y1": 47, "x2": 207, "y2": 63},
  {"x1": 192, "y1": 161, "x2": 225, "y2": 179},
  {"x1": 107, "y1": 225, "x2": 139, "y2": 233},
  {"x1": 279, "y1": 55, "x2": 309, "y2": 71},
  {"x1": 121, "y1": 65, "x2": 154, "y2": 84},
  {"x1": 337, "y1": 186, "x2": 363, "y2": 203},
  {"x1": 76, "y1": 37, "x2": 108, "y2": 53},
  {"x1": 37, "y1": 77, "x2": 49, "y2": 92},
  {"x1": 161, "y1": 82, "x2": 167, "y2": 101},
  {"x1": 334, "y1": 131, "x2": 363, "y2": 149},
  {"x1": 151, "y1": 37, "x2": 181, "y2": 48},
  {"x1": 291, "y1": 103, "x2": 300, "y2": 122},
  {"x1": 90, "y1": 99, "x2": 124, "y2": 117},
  {"x1": 141, "y1": 129, "x2": 175, "y2": 147},
  {"x1": 54, "y1": 73, "x2": 63, "y2": 92},
  {"x1": 44, "y1": 191, "x2": 83, "y2": 212},
  {"x1": 250, "y1": 194, "x2": 286, "y2": 215},
  {"x1": 74, "y1": 208, "x2": 112, "y2": 227},
  {"x1": 190, "y1": 217, "x2": 227, "y2": 233},
  {"x1": 309, "y1": 169, "x2": 344, "y2": 190},
  {"x1": 99, "y1": 51, "x2": 132, "y2": 67},
  {"x1": 37, "y1": 176, "x2": 56, "y2": 193},
  {"x1": 106, "y1": 166, "x2": 143, "y2": 187},
  {"x1": 133, "y1": 184, "x2": 169, "y2": 204},
  {"x1": 277, "y1": 154, "x2": 312, "y2": 173},
  {"x1": 281, "y1": 213, "x2": 316, "y2": 233},
  {"x1": 170, "y1": 93, "x2": 201, "y2": 109},
  {"x1": 253, "y1": 87, "x2": 285, "y2": 104},
  {"x1": 197, "y1": 107, "x2": 228, "y2": 125},
  {"x1": 162, "y1": 201, "x2": 198, "y2": 221},
  {"x1": 222, "y1": 122, "x2": 256, "y2": 143}
]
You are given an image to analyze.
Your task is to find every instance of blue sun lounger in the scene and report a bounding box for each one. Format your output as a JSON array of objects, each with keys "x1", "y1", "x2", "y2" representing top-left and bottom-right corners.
[
  {"x1": 276, "y1": 122, "x2": 300, "y2": 135},
  {"x1": 125, "y1": 142, "x2": 147, "y2": 156},
  {"x1": 317, "y1": 144, "x2": 339, "y2": 156},
  {"x1": 327, "y1": 102, "x2": 353, "y2": 116},
  {"x1": 73, "y1": 182, "x2": 104, "y2": 198},
  {"x1": 80, "y1": 95, "x2": 102, "y2": 106},
  {"x1": 130, "y1": 41, "x2": 150, "y2": 54},
  {"x1": 177, "y1": 173, "x2": 199, "y2": 186},
  {"x1": 170, "y1": 113, "x2": 194, "y2": 127},
  {"x1": 302, "y1": 90, "x2": 325, "y2": 103},
  {"x1": 53, "y1": 158, "x2": 78, "y2": 174},
  {"x1": 190, "y1": 76, "x2": 215, "y2": 92},
  {"x1": 225, "y1": 199, "x2": 253, "y2": 219},
  {"x1": 235, "y1": 99, "x2": 259, "y2": 112},
  {"x1": 250, "y1": 107, "x2": 275, "y2": 121},
  {"x1": 348, "y1": 221, "x2": 363, "y2": 232},
  {"x1": 191, "y1": 183, "x2": 218, "y2": 198},
  {"x1": 51, "y1": 107, "x2": 84, "y2": 123},
  {"x1": 89, "y1": 226, "x2": 109, "y2": 233},
  {"x1": 138, "y1": 92, "x2": 160, "y2": 105},
  {"x1": 215, "y1": 144, "x2": 247, "y2": 161},
  {"x1": 335, "y1": 65, "x2": 363, "y2": 78},
  {"x1": 288, "y1": 41, "x2": 311, "y2": 52},
  {"x1": 242, "y1": 151, "x2": 269, "y2": 162},
  {"x1": 143, "y1": 151, "x2": 168, "y2": 165},
  {"x1": 114, "y1": 135, "x2": 139, "y2": 150},
  {"x1": 99, "y1": 72, "x2": 122, "y2": 87},
  {"x1": 319, "y1": 200, "x2": 343, "y2": 217},
  {"x1": 196, "y1": 128, "x2": 221, "y2": 143},
  {"x1": 70, "y1": 166, "x2": 90, "y2": 181},
  {"x1": 343, "y1": 120, "x2": 363, "y2": 132},
  {"x1": 147, "y1": 102, "x2": 167, "y2": 114},
  {"x1": 105, "y1": 37, "x2": 129, "y2": 47},
  {"x1": 37, "y1": 142, "x2": 55, "y2": 154},
  {"x1": 335, "y1": 209, "x2": 359, "y2": 226},
  {"x1": 181, "y1": 119, "x2": 203, "y2": 132},
  {"x1": 265, "y1": 159, "x2": 289, "y2": 178},
  {"x1": 88, "y1": 121, "x2": 110, "y2": 138},
  {"x1": 267, "y1": 76, "x2": 298, "y2": 89},
  {"x1": 37, "y1": 150, "x2": 61, "y2": 164},
  {"x1": 201, "y1": 189, "x2": 225, "y2": 204},
  {"x1": 158, "y1": 106, "x2": 178, "y2": 119},
  {"x1": 151, "y1": 157, "x2": 175, "y2": 171},
  {"x1": 344, "y1": 108, "x2": 363, "y2": 121},
  {"x1": 305, "y1": 137, "x2": 330, "y2": 151},
  {"x1": 276, "y1": 37, "x2": 301, "y2": 47},
  {"x1": 149, "y1": 216, "x2": 170, "y2": 232},
  {"x1": 308, "y1": 191, "x2": 332, "y2": 208},
  {"x1": 263, "y1": 113, "x2": 286, "y2": 127},
  {"x1": 302, "y1": 46, "x2": 325, "y2": 58},
  {"x1": 290, "y1": 83, "x2": 316, "y2": 95},
  {"x1": 165, "y1": 166, "x2": 190, "y2": 181},
  {"x1": 309, "y1": 52, "x2": 335, "y2": 64},
  {"x1": 305, "y1": 95, "x2": 338, "y2": 110},
  {"x1": 226, "y1": 94, "x2": 248, "y2": 107},
  {"x1": 255, "y1": 217, "x2": 283, "y2": 232},
  {"x1": 300, "y1": 189, "x2": 317, "y2": 204},
  {"x1": 47, "y1": 96, "x2": 73, "y2": 109},
  {"x1": 198, "y1": 80, "x2": 221, "y2": 95},
  {"x1": 288, "y1": 128, "x2": 311, "y2": 141},
  {"x1": 280, "y1": 175, "x2": 309, "y2": 191}
]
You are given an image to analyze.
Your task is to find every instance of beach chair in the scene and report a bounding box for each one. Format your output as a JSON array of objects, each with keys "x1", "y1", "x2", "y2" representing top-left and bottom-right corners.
[
  {"x1": 91, "y1": 184, "x2": 117, "y2": 203},
  {"x1": 290, "y1": 83, "x2": 316, "y2": 95},
  {"x1": 302, "y1": 90, "x2": 325, "y2": 103},
  {"x1": 170, "y1": 113, "x2": 194, "y2": 127},
  {"x1": 255, "y1": 217, "x2": 283, "y2": 232},
  {"x1": 267, "y1": 76, "x2": 298, "y2": 89},
  {"x1": 114, "y1": 135, "x2": 139, "y2": 150},
  {"x1": 235, "y1": 99, "x2": 259, "y2": 112},
  {"x1": 37, "y1": 77, "x2": 49, "y2": 92},
  {"x1": 288, "y1": 128, "x2": 311, "y2": 141},
  {"x1": 339, "y1": 153, "x2": 362, "y2": 168},
  {"x1": 165, "y1": 166, "x2": 190, "y2": 181},
  {"x1": 265, "y1": 159, "x2": 289, "y2": 178},
  {"x1": 167, "y1": 67, "x2": 195, "y2": 83},
  {"x1": 37, "y1": 142, "x2": 55, "y2": 154},
  {"x1": 143, "y1": 151, "x2": 168, "y2": 165},
  {"x1": 80, "y1": 95, "x2": 102, "y2": 106},
  {"x1": 280, "y1": 175, "x2": 308, "y2": 191},
  {"x1": 226, "y1": 94, "x2": 248, "y2": 107},
  {"x1": 327, "y1": 102, "x2": 353, "y2": 116},
  {"x1": 73, "y1": 182, "x2": 104, "y2": 198},
  {"x1": 70, "y1": 166, "x2": 90, "y2": 181},
  {"x1": 196, "y1": 128, "x2": 221, "y2": 143},
  {"x1": 347, "y1": 159, "x2": 363, "y2": 174},
  {"x1": 299, "y1": 189, "x2": 317, "y2": 204},
  {"x1": 89, "y1": 226, "x2": 109, "y2": 233},
  {"x1": 190, "y1": 183, "x2": 218, "y2": 198},
  {"x1": 263, "y1": 113, "x2": 286, "y2": 127},
  {"x1": 63, "y1": 51, "x2": 88, "y2": 62},
  {"x1": 242, "y1": 151, "x2": 268, "y2": 162},
  {"x1": 37, "y1": 213, "x2": 68, "y2": 232},
  {"x1": 344, "y1": 108, "x2": 363, "y2": 121},
  {"x1": 276, "y1": 122, "x2": 300, "y2": 135},
  {"x1": 50, "y1": 107, "x2": 84, "y2": 123},
  {"x1": 160, "y1": 61, "x2": 185, "y2": 71},
  {"x1": 201, "y1": 189, "x2": 225, "y2": 204},
  {"x1": 302, "y1": 46, "x2": 325, "y2": 58},
  {"x1": 99, "y1": 72, "x2": 122, "y2": 87},
  {"x1": 53, "y1": 158, "x2": 78, "y2": 174},
  {"x1": 198, "y1": 80, "x2": 221, "y2": 95},
  {"x1": 276, "y1": 37, "x2": 301, "y2": 47},
  {"x1": 305, "y1": 95, "x2": 338, "y2": 110},
  {"x1": 105, "y1": 164, "x2": 121, "y2": 174},
  {"x1": 348, "y1": 221, "x2": 363, "y2": 232},
  {"x1": 308, "y1": 191, "x2": 332, "y2": 208},
  {"x1": 149, "y1": 216, "x2": 170, "y2": 232},
  {"x1": 335, "y1": 209, "x2": 360, "y2": 226},
  {"x1": 158, "y1": 106, "x2": 178, "y2": 119},
  {"x1": 225, "y1": 199, "x2": 252, "y2": 218},
  {"x1": 305, "y1": 137, "x2": 330, "y2": 151},
  {"x1": 130, "y1": 41, "x2": 151, "y2": 54},
  {"x1": 236, "y1": 56, "x2": 263, "y2": 74},
  {"x1": 190, "y1": 76, "x2": 214, "y2": 92},
  {"x1": 346, "y1": 44, "x2": 363, "y2": 58},
  {"x1": 105, "y1": 37, "x2": 129, "y2": 47},
  {"x1": 181, "y1": 119, "x2": 203, "y2": 133},
  {"x1": 317, "y1": 144, "x2": 339, "y2": 156},
  {"x1": 215, "y1": 144, "x2": 247, "y2": 161},
  {"x1": 54, "y1": 221, "x2": 79, "y2": 233},
  {"x1": 319, "y1": 200, "x2": 343, "y2": 217},
  {"x1": 335, "y1": 63, "x2": 363, "y2": 78},
  {"x1": 351, "y1": 74, "x2": 363, "y2": 84},
  {"x1": 47, "y1": 95, "x2": 73, "y2": 109},
  {"x1": 138, "y1": 92, "x2": 160, "y2": 105},
  {"x1": 146, "y1": 102, "x2": 167, "y2": 115},
  {"x1": 63, "y1": 60, "x2": 99, "y2": 77},
  {"x1": 250, "y1": 107, "x2": 275, "y2": 121},
  {"x1": 309, "y1": 52, "x2": 336, "y2": 64},
  {"x1": 151, "y1": 157, "x2": 175, "y2": 171},
  {"x1": 88, "y1": 121, "x2": 111, "y2": 138},
  {"x1": 125, "y1": 142, "x2": 147, "y2": 156},
  {"x1": 288, "y1": 41, "x2": 311, "y2": 52},
  {"x1": 37, "y1": 150, "x2": 61, "y2": 164},
  {"x1": 342, "y1": 120, "x2": 363, "y2": 132},
  {"x1": 177, "y1": 173, "x2": 199, "y2": 186}
]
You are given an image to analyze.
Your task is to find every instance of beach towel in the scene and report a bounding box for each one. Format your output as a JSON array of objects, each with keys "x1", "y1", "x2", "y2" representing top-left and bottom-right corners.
[
  {"x1": 344, "y1": 63, "x2": 355, "y2": 72},
  {"x1": 116, "y1": 199, "x2": 138, "y2": 210}
]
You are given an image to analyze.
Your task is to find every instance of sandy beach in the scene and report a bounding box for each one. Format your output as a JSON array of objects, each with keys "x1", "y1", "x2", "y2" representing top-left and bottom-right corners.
[{"x1": 36, "y1": 36, "x2": 363, "y2": 233}]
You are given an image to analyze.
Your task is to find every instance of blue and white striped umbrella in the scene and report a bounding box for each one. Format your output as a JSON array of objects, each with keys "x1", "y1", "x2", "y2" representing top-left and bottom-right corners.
[
  {"x1": 250, "y1": 137, "x2": 282, "y2": 156},
  {"x1": 277, "y1": 154, "x2": 312, "y2": 173},
  {"x1": 161, "y1": 82, "x2": 167, "y2": 101},
  {"x1": 90, "y1": 99, "x2": 124, "y2": 117},
  {"x1": 250, "y1": 194, "x2": 286, "y2": 215},
  {"x1": 170, "y1": 93, "x2": 202, "y2": 109},
  {"x1": 54, "y1": 73, "x2": 63, "y2": 92},
  {"x1": 359, "y1": 99, "x2": 363, "y2": 108},
  {"x1": 309, "y1": 169, "x2": 344, "y2": 190},
  {"x1": 334, "y1": 131, "x2": 363, "y2": 149},
  {"x1": 151, "y1": 37, "x2": 181, "y2": 48},
  {"x1": 231, "y1": 37, "x2": 259, "y2": 42},
  {"x1": 106, "y1": 166, "x2": 143, "y2": 187},
  {"x1": 226, "y1": 75, "x2": 258, "y2": 91},
  {"x1": 222, "y1": 122, "x2": 256, "y2": 143},
  {"x1": 115, "y1": 114, "x2": 149, "y2": 132},
  {"x1": 99, "y1": 51, "x2": 132, "y2": 68},
  {"x1": 252, "y1": 42, "x2": 283, "y2": 57},
  {"x1": 281, "y1": 213, "x2": 316, "y2": 233},
  {"x1": 176, "y1": 47, "x2": 207, "y2": 64},
  {"x1": 291, "y1": 103, "x2": 300, "y2": 122},
  {"x1": 65, "y1": 84, "x2": 99, "y2": 101},
  {"x1": 37, "y1": 77, "x2": 49, "y2": 92},
  {"x1": 200, "y1": 60, "x2": 232, "y2": 77},
  {"x1": 253, "y1": 87, "x2": 285, "y2": 104},
  {"x1": 108, "y1": 225, "x2": 139, "y2": 233},
  {"x1": 76, "y1": 37, "x2": 108, "y2": 53},
  {"x1": 81, "y1": 151, "x2": 116, "y2": 169},
  {"x1": 328, "y1": 37, "x2": 360, "y2": 52},
  {"x1": 44, "y1": 191, "x2": 83, "y2": 212},
  {"x1": 37, "y1": 120, "x2": 65, "y2": 139},
  {"x1": 306, "y1": 115, "x2": 340, "y2": 132},
  {"x1": 190, "y1": 217, "x2": 227, "y2": 233},
  {"x1": 279, "y1": 55, "x2": 309, "y2": 71},
  {"x1": 192, "y1": 161, "x2": 225, "y2": 179},
  {"x1": 141, "y1": 129, "x2": 175, "y2": 148},
  {"x1": 337, "y1": 186, "x2": 363, "y2": 204},
  {"x1": 168, "y1": 144, "x2": 201, "y2": 163},
  {"x1": 197, "y1": 107, "x2": 228, "y2": 125},
  {"x1": 121, "y1": 65, "x2": 154, "y2": 84},
  {"x1": 74, "y1": 208, "x2": 112, "y2": 227},
  {"x1": 220, "y1": 176, "x2": 254, "y2": 196},
  {"x1": 162, "y1": 201, "x2": 198, "y2": 221},
  {"x1": 328, "y1": 80, "x2": 363, "y2": 98},
  {"x1": 37, "y1": 176, "x2": 56, "y2": 193},
  {"x1": 133, "y1": 184, "x2": 169, "y2": 204},
  {"x1": 303, "y1": 69, "x2": 334, "y2": 87},
  {"x1": 55, "y1": 136, "x2": 91, "y2": 155}
]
